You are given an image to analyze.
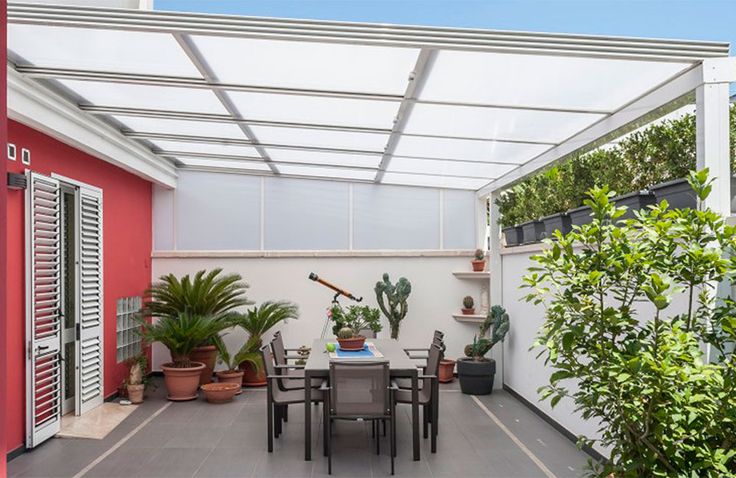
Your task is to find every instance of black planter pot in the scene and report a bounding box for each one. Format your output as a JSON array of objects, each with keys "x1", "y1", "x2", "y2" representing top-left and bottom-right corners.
[
  {"x1": 540, "y1": 213, "x2": 571, "y2": 239},
  {"x1": 568, "y1": 205, "x2": 593, "y2": 226},
  {"x1": 613, "y1": 190, "x2": 655, "y2": 220},
  {"x1": 520, "y1": 220, "x2": 545, "y2": 244},
  {"x1": 502, "y1": 226, "x2": 523, "y2": 246},
  {"x1": 457, "y1": 358, "x2": 496, "y2": 395},
  {"x1": 650, "y1": 178, "x2": 696, "y2": 210}
]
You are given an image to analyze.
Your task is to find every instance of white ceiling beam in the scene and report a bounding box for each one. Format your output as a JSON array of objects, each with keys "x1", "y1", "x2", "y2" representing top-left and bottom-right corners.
[
  {"x1": 476, "y1": 61, "x2": 715, "y2": 197},
  {"x1": 7, "y1": 67, "x2": 177, "y2": 188}
]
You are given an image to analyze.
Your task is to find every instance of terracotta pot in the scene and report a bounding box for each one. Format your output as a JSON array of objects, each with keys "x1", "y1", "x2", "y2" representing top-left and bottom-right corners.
[
  {"x1": 471, "y1": 260, "x2": 485, "y2": 272},
  {"x1": 161, "y1": 362, "x2": 205, "y2": 401},
  {"x1": 127, "y1": 383, "x2": 145, "y2": 404},
  {"x1": 438, "y1": 359, "x2": 456, "y2": 383},
  {"x1": 189, "y1": 345, "x2": 217, "y2": 386},
  {"x1": 201, "y1": 382, "x2": 240, "y2": 404},
  {"x1": 461, "y1": 308, "x2": 476, "y2": 315},
  {"x1": 241, "y1": 360, "x2": 267, "y2": 387},
  {"x1": 216, "y1": 370, "x2": 245, "y2": 395},
  {"x1": 336, "y1": 336, "x2": 366, "y2": 351}
]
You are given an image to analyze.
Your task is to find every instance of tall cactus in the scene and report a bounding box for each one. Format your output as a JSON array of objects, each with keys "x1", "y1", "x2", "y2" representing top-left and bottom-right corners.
[{"x1": 374, "y1": 273, "x2": 412, "y2": 339}]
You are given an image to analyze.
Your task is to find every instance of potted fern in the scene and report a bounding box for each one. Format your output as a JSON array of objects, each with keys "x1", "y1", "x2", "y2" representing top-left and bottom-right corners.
[
  {"x1": 457, "y1": 305, "x2": 509, "y2": 395},
  {"x1": 142, "y1": 269, "x2": 253, "y2": 386}
]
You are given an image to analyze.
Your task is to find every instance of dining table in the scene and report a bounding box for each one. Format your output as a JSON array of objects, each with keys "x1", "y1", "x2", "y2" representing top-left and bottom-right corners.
[{"x1": 303, "y1": 338, "x2": 421, "y2": 461}]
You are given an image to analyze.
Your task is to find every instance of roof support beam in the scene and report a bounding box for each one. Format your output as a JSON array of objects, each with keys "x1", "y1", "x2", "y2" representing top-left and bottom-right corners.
[
  {"x1": 172, "y1": 32, "x2": 280, "y2": 174},
  {"x1": 375, "y1": 49, "x2": 435, "y2": 182},
  {"x1": 476, "y1": 61, "x2": 724, "y2": 197}
]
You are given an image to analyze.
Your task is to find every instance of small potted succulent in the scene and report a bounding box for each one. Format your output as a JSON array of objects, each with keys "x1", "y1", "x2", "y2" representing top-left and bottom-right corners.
[
  {"x1": 213, "y1": 335, "x2": 260, "y2": 395},
  {"x1": 330, "y1": 304, "x2": 382, "y2": 351},
  {"x1": 461, "y1": 296, "x2": 475, "y2": 315},
  {"x1": 471, "y1": 249, "x2": 486, "y2": 271},
  {"x1": 124, "y1": 354, "x2": 148, "y2": 404},
  {"x1": 457, "y1": 305, "x2": 509, "y2": 395}
]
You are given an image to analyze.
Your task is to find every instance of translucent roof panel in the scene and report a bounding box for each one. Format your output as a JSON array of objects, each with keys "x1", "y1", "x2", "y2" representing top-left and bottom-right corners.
[
  {"x1": 249, "y1": 125, "x2": 389, "y2": 152},
  {"x1": 393, "y1": 136, "x2": 550, "y2": 164},
  {"x1": 57, "y1": 80, "x2": 228, "y2": 114},
  {"x1": 191, "y1": 35, "x2": 419, "y2": 95},
  {"x1": 265, "y1": 148, "x2": 381, "y2": 169},
  {"x1": 112, "y1": 115, "x2": 246, "y2": 140},
  {"x1": 227, "y1": 91, "x2": 400, "y2": 129},
  {"x1": 176, "y1": 157, "x2": 271, "y2": 172},
  {"x1": 403, "y1": 103, "x2": 605, "y2": 144},
  {"x1": 387, "y1": 157, "x2": 516, "y2": 178},
  {"x1": 382, "y1": 172, "x2": 490, "y2": 190},
  {"x1": 419, "y1": 51, "x2": 692, "y2": 112},
  {"x1": 277, "y1": 165, "x2": 376, "y2": 181},
  {"x1": 149, "y1": 140, "x2": 261, "y2": 158},
  {"x1": 9, "y1": 24, "x2": 202, "y2": 78}
]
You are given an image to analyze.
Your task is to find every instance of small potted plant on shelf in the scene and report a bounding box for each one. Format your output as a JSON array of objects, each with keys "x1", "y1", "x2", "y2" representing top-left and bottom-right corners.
[
  {"x1": 212, "y1": 335, "x2": 261, "y2": 395},
  {"x1": 461, "y1": 296, "x2": 475, "y2": 315},
  {"x1": 457, "y1": 305, "x2": 509, "y2": 395},
  {"x1": 330, "y1": 304, "x2": 382, "y2": 350},
  {"x1": 472, "y1": 249, "x2": 486, "y2": 272},
  {"x1": 137, "y1": 313, "x2": 227, "y2": 401},
  {"x1": 124, "y1": 354, "x2": 148, "y2": 404}
]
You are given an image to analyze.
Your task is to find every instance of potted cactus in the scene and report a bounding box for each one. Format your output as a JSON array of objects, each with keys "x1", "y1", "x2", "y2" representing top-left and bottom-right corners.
[
  {"x1": 330, "y1": 304, "x2": 382, "y2": 350},
  {"x1": 375, "y1": 273, "x2": 411, "y2": 339},
  {"x1": 457, "y1": 305, "x2": 509, "y2": 395},
  {"x1": 461, "y1": 296, "x2": 475, "y2": 315},
  {"x1": 472, "y1": 249, "x2": 486, "y2": 271}
]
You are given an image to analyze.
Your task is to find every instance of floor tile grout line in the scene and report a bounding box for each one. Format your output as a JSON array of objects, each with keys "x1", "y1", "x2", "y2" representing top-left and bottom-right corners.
[
  {"x1": 470, "y1": 395, "x2": 558, "y2": 478},
  {"x1": 71, "y1": 401, "x2": 173, "y2": 478}
]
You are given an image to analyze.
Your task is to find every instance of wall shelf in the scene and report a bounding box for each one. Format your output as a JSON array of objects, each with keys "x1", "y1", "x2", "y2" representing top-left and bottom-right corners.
[
  {"x1": 452, "y1": 271, "x2": 490, "y2": 279},
  {"x1": 453, "y1": 314, "x2": 486, "y2": 323}
]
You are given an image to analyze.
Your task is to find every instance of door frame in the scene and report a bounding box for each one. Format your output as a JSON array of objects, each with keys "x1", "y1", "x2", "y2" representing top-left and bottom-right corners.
[{"x1": 59, "y1": 184, "x2": 79, "y2": 416}]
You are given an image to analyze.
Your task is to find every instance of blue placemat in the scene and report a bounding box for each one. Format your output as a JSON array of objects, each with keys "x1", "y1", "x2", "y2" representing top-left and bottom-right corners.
[{"x1": 335, "y1": 344, "x2": 374, "y2": 357}]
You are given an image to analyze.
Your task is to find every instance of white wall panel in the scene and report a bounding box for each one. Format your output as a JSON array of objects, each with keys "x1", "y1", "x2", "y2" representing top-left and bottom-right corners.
[
  {"x1": 264, "y1": 177, "x2": 349, "y2": 250},
  {"x1": 353, "y1": 184, "x2": 440, "y2": 250},
  {"x1": 443, "y1": 190, "x2": 476, "y2": 250},
  {"x1": 175, "y1": 171, "x2": 261, "y2": 250},
  {"x1": 152, "y1": 184, "x2": 174, "y2": 251}
]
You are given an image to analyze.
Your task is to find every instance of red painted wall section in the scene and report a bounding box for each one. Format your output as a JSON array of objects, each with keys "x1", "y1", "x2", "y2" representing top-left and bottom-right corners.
[
  {"x1": 5, "y1": 120, "x2": 153, "y2": 454},
  {"x1": 1, "y1": 0, "x2": 9, "y2": 473}
]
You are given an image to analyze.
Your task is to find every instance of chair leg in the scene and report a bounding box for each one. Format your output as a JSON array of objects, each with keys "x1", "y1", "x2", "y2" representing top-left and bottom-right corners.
[
  {"x1": 275, "y1": 405, "x2": 282, "y2": 438},
  {"x1": 372, "y1": 420, "x2": 375, "y2": 438},
  {"x1": 323, "y1": 402, "x2": 329, "y2": 457},
  {"x1": 267, "y1": 401, "x2": 274, "y2": 452},
  {"x1": 389, "y1": 415, "x2": 395, "y2": 475},
  {"x1": 327, "y1": 417, "x2": 332, "y2": 475},
  {"x1": 432, "y1": 381, "x2": 439, "y2": 453},
  {"x1": 284, "y1": 404, "x2": 289, "y2": 423},
  {"x1": 382, "y1": 419, "x2": 386, "y2": 437},
  {"x1": 376, "y1": 421, "x2": 380, "y2": 455},
  {"x1": 423, "y1": 404, "x2": 429, "y2": 439}
]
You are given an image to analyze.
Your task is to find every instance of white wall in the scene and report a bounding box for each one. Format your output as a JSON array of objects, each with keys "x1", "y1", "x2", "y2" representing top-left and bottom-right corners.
[{"x1": 151, "y1": 255, "x2": 495, "y2": 376}]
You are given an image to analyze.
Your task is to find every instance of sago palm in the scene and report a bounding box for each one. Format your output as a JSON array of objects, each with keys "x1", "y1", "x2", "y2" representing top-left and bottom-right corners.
[
  {"x1": 212, "y1": 334, "x2": 261, "y2": 373},
  {"x1": 231, "y1": 301, "x2": 299, "y2": 348}
]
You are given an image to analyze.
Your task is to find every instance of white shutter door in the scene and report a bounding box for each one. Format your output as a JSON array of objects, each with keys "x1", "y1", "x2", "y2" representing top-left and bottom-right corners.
[
  {"x1": 25, "y1": 172, "x2": 62, "y2": 448},
  {"x1": 77, "y1": 187, "x2": 104, "y2": 414}
]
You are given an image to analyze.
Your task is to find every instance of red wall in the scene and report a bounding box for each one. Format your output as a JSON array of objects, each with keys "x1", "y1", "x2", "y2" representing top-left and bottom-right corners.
[
  {"x1": 1, "y1": 0, "x2": 8, "y2": 473},
  {"x1": 5, "y1": 120, "x2": 153, "y2": 453}
]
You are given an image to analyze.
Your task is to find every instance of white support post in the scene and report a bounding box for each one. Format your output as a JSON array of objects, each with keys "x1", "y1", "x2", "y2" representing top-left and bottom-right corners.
[{"x1": 486, "y1": 192, "x2": 504, "y2": 389}]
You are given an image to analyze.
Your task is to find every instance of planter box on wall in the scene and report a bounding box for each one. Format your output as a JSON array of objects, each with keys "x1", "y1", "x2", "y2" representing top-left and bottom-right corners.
[
  {"x1": 568, "y1": 205, "x2": 593, "y2": 226},
  {"x1": 540, "y1": 213, "x2": 571, "y2": 239},
  {"x1": 651, "y1": 177, "x2": 736, "y2": 212},
  {"x1": 502, "y1": 226, "x2": 523, "y2": 246},
  {"x1": 520, "y1": 220, "x2": 545, "y2": 244},
  {"x1": 613, "y1": 190, "x2": 655, "y2": 220}
]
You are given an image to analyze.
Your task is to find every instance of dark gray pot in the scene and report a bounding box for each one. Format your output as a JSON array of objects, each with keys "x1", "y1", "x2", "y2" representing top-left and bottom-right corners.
[
  {"x1": 613, "y1": 190, "x2": 655, "y2": 220},
  {"x1": 520, "y1": 220, "x2": 545, "y2": 244},
  {"x1": 568, "y1": 205, "x2": 593, "y2": 226},
  {"x1": 457, "y1": 358, "x2": 496, "y2": 395},
  {"x1": 650, "y1": 178, "x2": 696, "y2": 210},
  {"x1": 502, "y1": 226, "x2": 523, "y2": 246},
  {"x1": 540, "y1": 213, "x2": 571, "y2": 239}
]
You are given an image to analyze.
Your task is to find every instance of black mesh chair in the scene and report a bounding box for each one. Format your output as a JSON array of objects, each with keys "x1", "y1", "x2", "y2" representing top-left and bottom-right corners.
[
  {"x1": 395, "y1": 343, "x2": 442, "y2": 453},
  {"x1": 322, "y1": 360, "x2": 397, "y2": 475},
  {"x1": 260, "y1": 344, "x2": 326, "y2": 453}
]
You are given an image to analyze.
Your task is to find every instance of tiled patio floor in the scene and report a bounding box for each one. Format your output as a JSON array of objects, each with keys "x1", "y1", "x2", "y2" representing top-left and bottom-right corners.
[{"x1": 9, "y1": 379, "x2": 592, "y2": 478}]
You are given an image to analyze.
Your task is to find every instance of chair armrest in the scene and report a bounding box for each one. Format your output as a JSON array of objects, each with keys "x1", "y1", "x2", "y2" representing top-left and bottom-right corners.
[
  {"x1": 417, "y1": 374, "x2": 437, "y2": 380},
  {"x1": 404, "y1": 348, "x2": 429, "y2": 353},
  {"x1": 319, "y1": 380, "x2": 330, "y2": 392},
  {"x1": 389, "y1": 380, "x2": 400, "y2": 391},
  {"x1": 284, "y1": 354, "x2": 304, "y2": 360},
  {"x1": 267, "y1": 374, "x2": 302, "y2": 380},
  {"x1": 274, "y1": 364, "x2": 305, "y2": 370},
  {"x1": 285, "y1": 347, "x2": 308, "y2": 352}
]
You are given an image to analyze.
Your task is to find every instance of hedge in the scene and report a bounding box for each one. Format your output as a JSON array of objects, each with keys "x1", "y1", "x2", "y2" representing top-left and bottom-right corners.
[{"x1": 497, "y1": 106, "x2": 736, "y2": 228}]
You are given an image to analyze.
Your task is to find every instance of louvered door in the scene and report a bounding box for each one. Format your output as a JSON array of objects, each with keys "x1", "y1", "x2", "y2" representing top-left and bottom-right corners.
[
  {"x1": 77, "y1": 187, "x2": 104, "y2": 414},
  {"x1": 25, "y1": 172, "x2": 62, "y2": 448}
]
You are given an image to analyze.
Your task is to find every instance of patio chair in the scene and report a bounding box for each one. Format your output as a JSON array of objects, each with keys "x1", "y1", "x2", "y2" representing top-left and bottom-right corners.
[
  {"x1": 394, "y1": 343, "x2": 442, "y2": 453},
  {"x1": 404, "y1": 330, "x2": 444, "y2": 360},
  {"x1": 260, "y1": 344, "x2": 326, "y2": 453},
  {"x1": 270, "y1": 333, "x2": 321, "y2": 423},
  {"x1": 322, "y1": 360, "x2": 397, "y2": 475}
]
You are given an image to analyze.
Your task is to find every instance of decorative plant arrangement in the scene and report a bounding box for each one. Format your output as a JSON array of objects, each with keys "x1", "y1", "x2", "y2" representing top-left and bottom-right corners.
[
  {"x1": 461, "y1": 295, "x2": 475, "y2": 315},
  {"x1": 523, "y1": 170, "x2": 736, "y2": 477},
  {"x1": 136, "y1": 313, "x2": 227, "y2": 401},
  {"x1": 142, "y1": 268, "x2": 252, "y2": 385},
  {"x1": 457, "y1": 305, "x2": 509, "y2": 395},
  {"x1": 123, "y1": 354, "x2": 148, "y2": 404},
  {"x1": 228, "y1": 301, "x2": 299, "y2": 386},
  {"x1": 374, "y1": 273, "x2": 411, "y2": 339},
  {"x1": 472, "y1": 249, "x2": 486, "y2": 272},
  {"x1": 329, "y1": 304, "x2": 382, "y2": 350},
  {"x1": 212, "y1": 334, "x2": 260, "y2": 394}
]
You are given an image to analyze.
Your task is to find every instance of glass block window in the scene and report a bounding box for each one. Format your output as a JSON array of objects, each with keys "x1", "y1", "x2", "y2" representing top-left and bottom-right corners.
[{"x1": 116, "y1": 296, "x2": 142, "y2": 363}]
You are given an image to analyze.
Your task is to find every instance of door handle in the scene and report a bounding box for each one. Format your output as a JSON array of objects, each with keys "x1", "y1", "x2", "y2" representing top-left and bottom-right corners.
[{"x1": 38, "y1": 345, "x2": 49, "y2": 350}]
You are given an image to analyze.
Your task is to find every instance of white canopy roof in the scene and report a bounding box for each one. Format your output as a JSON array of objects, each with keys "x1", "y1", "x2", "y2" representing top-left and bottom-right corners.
[{"x1": 7, "y1": 3, "x2": 731, "y2": 190}]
